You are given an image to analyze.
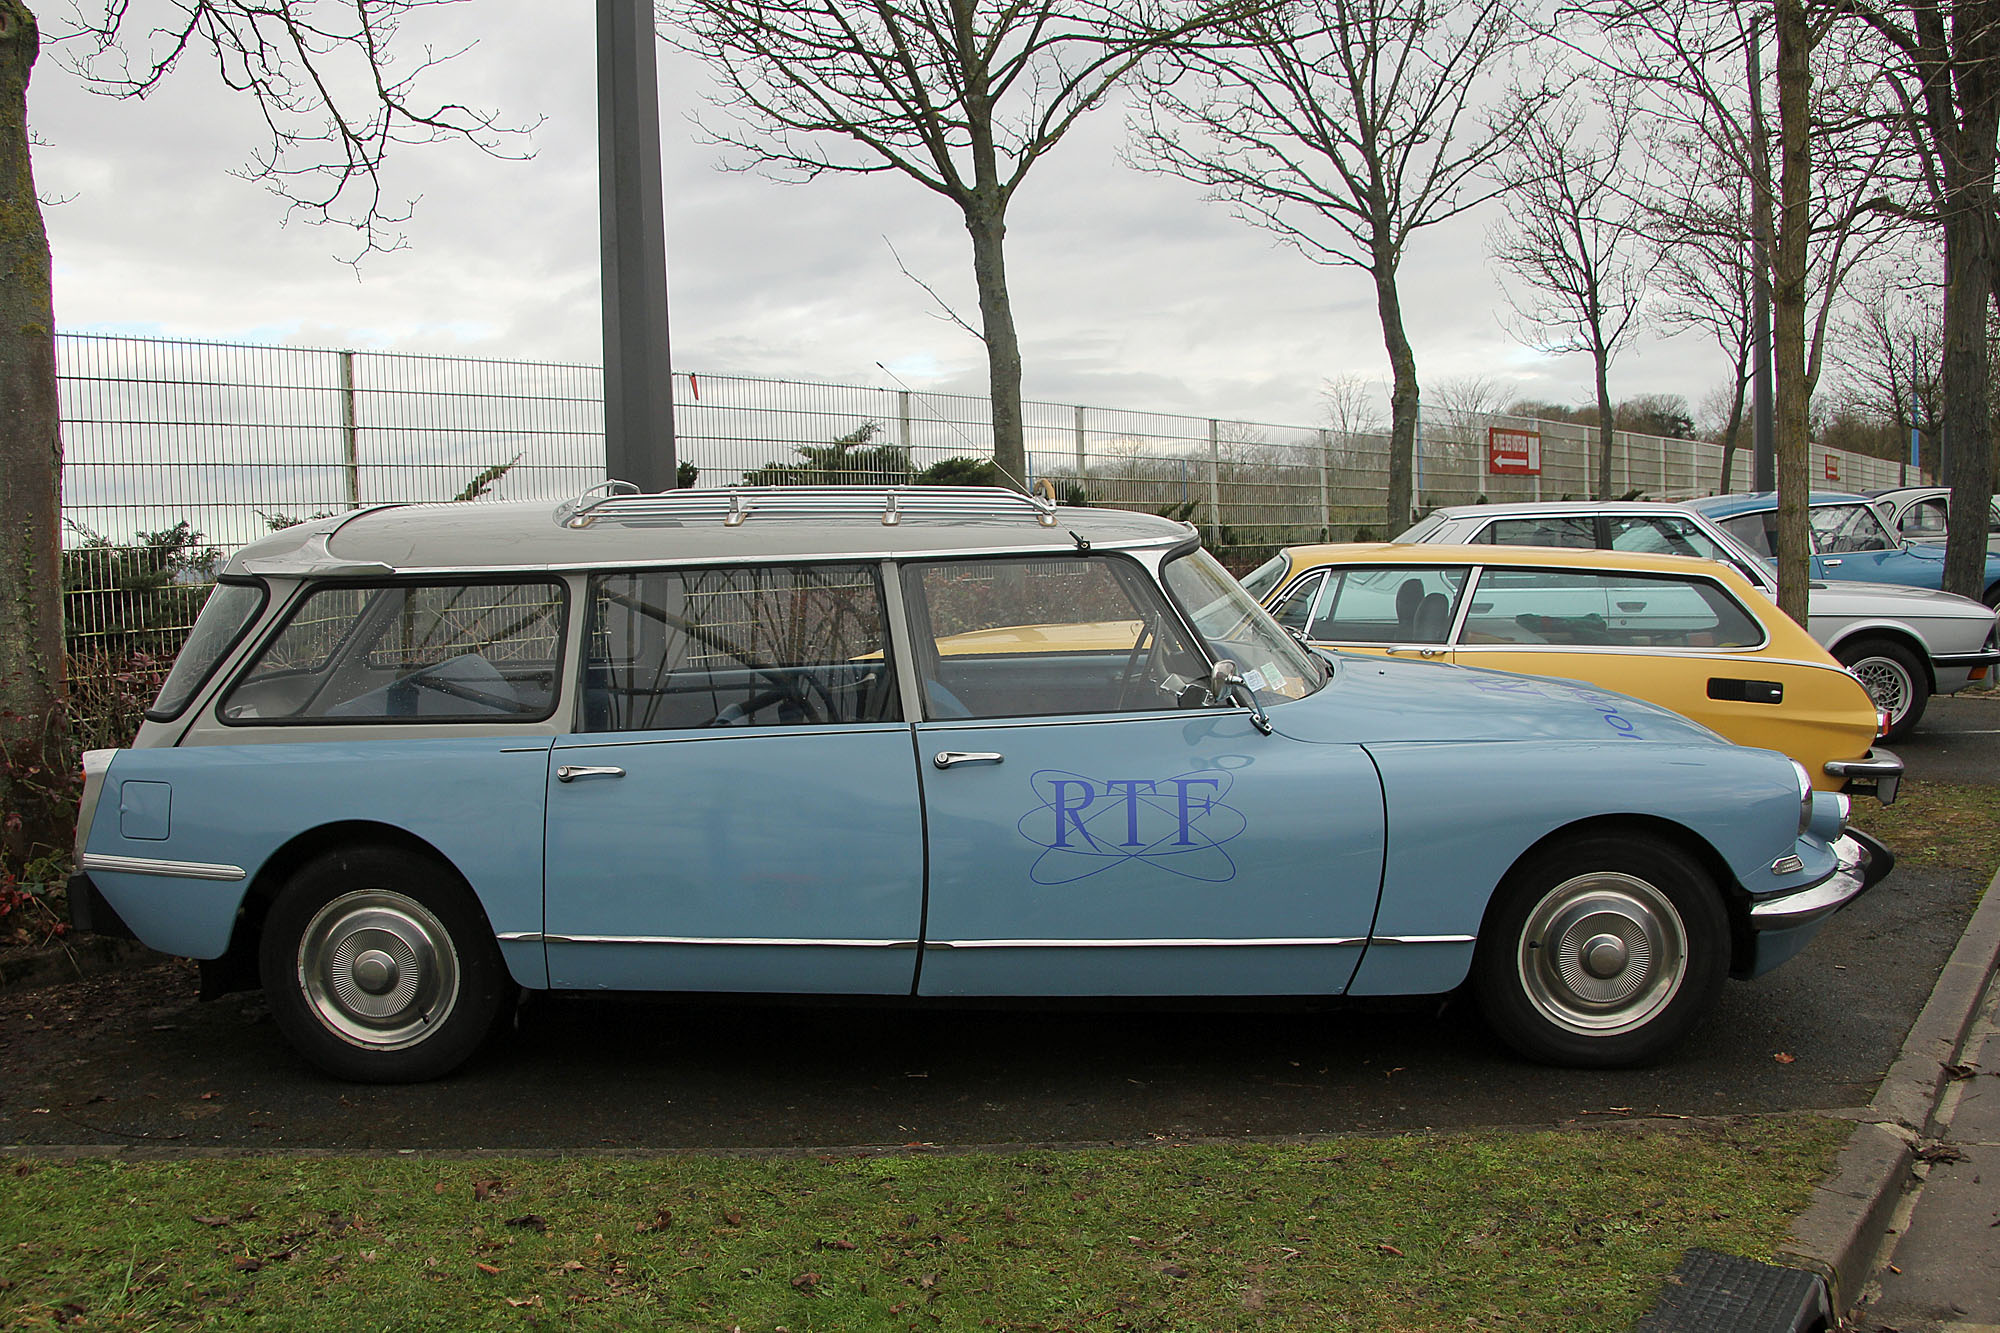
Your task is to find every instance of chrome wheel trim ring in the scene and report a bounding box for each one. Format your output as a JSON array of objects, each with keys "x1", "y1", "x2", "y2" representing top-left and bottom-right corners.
[
  {"x1": 1850, "y1": 655, "x2": 1913, "y2": 725},
  {"x1": 297, "y1": 889, "x2": 460, "y2": 1050},
  {"x1": 1516, "y1": 872, "x2": 1688, "y2": 1036}
]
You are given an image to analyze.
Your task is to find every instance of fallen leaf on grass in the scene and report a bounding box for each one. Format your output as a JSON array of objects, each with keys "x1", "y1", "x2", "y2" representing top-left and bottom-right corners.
[
  {"x1": 1377, "y1": 1244, "x2": 1405, "y2": 1257},
  {"x1": 722, "y1": 1209, "x2": 744, "y2": 1227},
  {"x1": 233, "y1": 1257, "x2": 262, "y2": 1273},
  {"x1": 1774, "y1": 1052, "x2": 1797, "y2": 1065},
  {"x1": 476, "y1": 1262, "x2": 502, "y2": 1276},
  {"x1": 816, "y1": 1238, "x2": 858, "y2": 1251},
  {"x1": 792, "y1": 1272, "x2": 821, "y2": 1293},
  {"x1": 473, "y1": 1179, "x2": 506, "y2": 1202},
  {"x1": 637, "y1": 1210, "x2": 673, "y2": 1234},
  {"x1": 503, "y1": 1295, "x2": 543, "y2": 1308},
  {"x1": 505, "y1": 1215, "x2": 548, "y2": 1233},
  {"x1": 556, "y1": 1260, "x2": 586, "y2": 1273},
  {"x1": 193, "y1": 1215, "x2": 232, "y2": 1228},
  {"x1": 1159, "y1": 1264, "x2": 1189, "y2": 1279}
]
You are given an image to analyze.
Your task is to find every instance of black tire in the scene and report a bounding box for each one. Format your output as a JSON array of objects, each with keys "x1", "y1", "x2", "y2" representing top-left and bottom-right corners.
[
  {"x1": 1835, "y1": 636, "x2": 1929, "y2": 742},
  {"x1": 1471, "y1": 833, "x2": 1729, "y2": 1069},
  {"x1": 259, "y1": 846, "x2": 511, "y2": 1083}
]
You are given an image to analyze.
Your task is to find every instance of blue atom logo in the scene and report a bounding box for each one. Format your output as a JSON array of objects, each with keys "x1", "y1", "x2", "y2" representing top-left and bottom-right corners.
[{"x1": 1018, "y1": 768, "x2": 1246, "y2": 885}]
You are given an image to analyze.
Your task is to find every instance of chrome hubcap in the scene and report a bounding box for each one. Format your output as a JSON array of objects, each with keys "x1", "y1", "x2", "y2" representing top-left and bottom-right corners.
[
  {"x1": 298, "y1": 890, "x2": 458, "y2": 1050},
  {"x1": 1851, "y1": 657, "x2": 1911, "y2": 724},
  {"x1": 1518, "y1": 873, "x2": 1687, "y2": 1036}
]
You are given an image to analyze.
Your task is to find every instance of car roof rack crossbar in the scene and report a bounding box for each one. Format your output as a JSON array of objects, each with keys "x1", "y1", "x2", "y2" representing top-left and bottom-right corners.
[{"x1": 553, "y1": 484, "x2": 1060, "y2": 530}]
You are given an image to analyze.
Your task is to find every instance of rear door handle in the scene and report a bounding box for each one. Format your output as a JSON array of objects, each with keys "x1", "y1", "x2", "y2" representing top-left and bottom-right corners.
[
  {"x1": 933, "y1": 751, "x2": 1004, "y2": 769},
  {"x1": 556, "y1": 765, "x2": 625, "y2": 782}
]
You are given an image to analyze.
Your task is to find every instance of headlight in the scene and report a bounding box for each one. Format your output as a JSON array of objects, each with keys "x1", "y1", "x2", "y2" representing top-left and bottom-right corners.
[{"x1": 1790, "y1": 759, "x2": 1814, "y2": 836}]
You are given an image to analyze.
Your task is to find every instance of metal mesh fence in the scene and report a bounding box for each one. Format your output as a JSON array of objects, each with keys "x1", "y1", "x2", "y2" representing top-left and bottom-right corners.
[{"x1": 54, "y1": 332, "x2": 1922, "y2": 737}]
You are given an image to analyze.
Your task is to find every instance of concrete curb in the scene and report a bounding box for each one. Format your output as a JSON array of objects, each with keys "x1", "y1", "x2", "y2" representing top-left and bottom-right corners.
[{"x1": 1776, "y1": 869, "x2": 2000, "y2": 1315}]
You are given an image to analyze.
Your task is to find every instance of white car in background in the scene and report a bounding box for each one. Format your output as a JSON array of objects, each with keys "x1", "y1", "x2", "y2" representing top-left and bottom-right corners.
[{"x1": 1396, "y1": 500, "x2": 2000, "y2": 742}]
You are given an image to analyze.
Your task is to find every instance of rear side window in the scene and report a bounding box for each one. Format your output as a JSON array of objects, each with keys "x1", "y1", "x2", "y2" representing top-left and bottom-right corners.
[
  {"x1": 582, "y1": 564, "x2": 898, "y2": 731},
  {"x1": 1481, "y1": 517, "x2": 1597, "y2": 548},
  {"x1": 1307, "y1": 566, "x2": 1467, "y2": 644},
  {"x1": 219, "y1": 580, "x2": 566, "y2": 723},
  {"x1": 1459, "y1": 569, "x2": 1765, "y2": 649},
  {"x1": 147, "y1": 580, "x2": 268, "y2": 721}
]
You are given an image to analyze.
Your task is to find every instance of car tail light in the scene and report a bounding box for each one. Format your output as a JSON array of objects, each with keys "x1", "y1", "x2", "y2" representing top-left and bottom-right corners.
[{"x1": 1878, "y1": 708, "x2": 1891, "y2": 738}]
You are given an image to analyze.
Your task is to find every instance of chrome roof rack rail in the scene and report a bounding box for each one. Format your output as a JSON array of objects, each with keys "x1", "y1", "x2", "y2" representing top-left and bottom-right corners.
[{"x1": 552, "y1": 484, "x2": 1060, "y2": 530}]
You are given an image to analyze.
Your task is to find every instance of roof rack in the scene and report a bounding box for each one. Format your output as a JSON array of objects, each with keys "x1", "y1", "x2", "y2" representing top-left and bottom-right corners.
[{"x1": 553, "y1": 483, "x2": 1061, "y2": 530}]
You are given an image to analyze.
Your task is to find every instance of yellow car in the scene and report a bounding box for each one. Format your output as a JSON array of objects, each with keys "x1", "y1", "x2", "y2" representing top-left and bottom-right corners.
[{"x1": 1243, "y1": 543, "x2": 1902, "y2": 801}]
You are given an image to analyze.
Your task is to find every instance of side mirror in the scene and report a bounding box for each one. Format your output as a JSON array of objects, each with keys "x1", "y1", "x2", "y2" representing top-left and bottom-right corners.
[{"x1": 1209, "y1": 659, "x2": 1273, "y2": 735}]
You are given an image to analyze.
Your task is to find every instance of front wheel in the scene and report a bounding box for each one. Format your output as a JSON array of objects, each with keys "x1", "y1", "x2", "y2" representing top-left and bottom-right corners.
[
  {"x1": 1836, "y1": 637, "x2": 1928, "y2": 742},
  {"x1": 259, "y1": 846, "x2": 510, "y2": 1082},
  {"x1": 1472, "y1": 834, "x2": 1728, "y2": 1068}
]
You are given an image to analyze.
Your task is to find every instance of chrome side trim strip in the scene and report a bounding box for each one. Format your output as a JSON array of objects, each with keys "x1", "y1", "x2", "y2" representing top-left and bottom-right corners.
[
  {"x1": 500, "y1": 933, "x2": 1475, "y2": 949},
  {"x1": 79, "y1": 852, "x2": 246, "y2": 882},
  {"x1": 1365, "y1": 934, "x2": 1478, "y2": 946}
]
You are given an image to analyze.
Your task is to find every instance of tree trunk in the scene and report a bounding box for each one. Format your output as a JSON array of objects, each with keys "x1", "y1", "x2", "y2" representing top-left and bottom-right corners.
[
  {"x1": 1935, "y1": 3, "x2": 2000, "y2": 603},
  {"x1": 1720, "y1": 347, "x2": 1749, "y2": 493},
  {"x1": 964, "y1": 202, "x2": 1027, "y2": 493},
  {"x1": 1373, "y1": 257, "x2": 1418, "y2": 532},
  {"x1": 0, "y1": 0, "x2": 66, "y2": 865},
  {"x1": 1593, "y1": 351, "x2": 1614, "y2": 499},
  {"x1": 1771, "y1": 0, "x2": 1812, "y2": 627}
]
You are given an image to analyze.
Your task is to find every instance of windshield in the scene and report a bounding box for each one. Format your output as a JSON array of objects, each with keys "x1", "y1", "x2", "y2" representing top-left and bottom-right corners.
[
  {"x1": 1238, "y1": 552, "x2": 1292, "y2": 601},
  {"x1": 1163, "y1": 550, "x2": 1327, "y2": 703}
]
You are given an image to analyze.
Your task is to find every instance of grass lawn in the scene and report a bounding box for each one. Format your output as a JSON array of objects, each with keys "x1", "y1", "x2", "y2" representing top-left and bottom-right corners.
[
  {"x1": 1852, "y1": 777, "x2": 2000, "y2": 883},
  {"x1": 1, "y1": 1118, "x2": 1846, "y2": 1332}
]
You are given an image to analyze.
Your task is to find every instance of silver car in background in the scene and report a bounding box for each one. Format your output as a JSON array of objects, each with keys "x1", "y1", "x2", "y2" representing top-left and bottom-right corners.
[
  {"x1": 1866, "y1": 486, "x2": 2000, "y2": 555},
  {"x1": 1397, "y1": 500, "x2": 2000, "y2": 741}
]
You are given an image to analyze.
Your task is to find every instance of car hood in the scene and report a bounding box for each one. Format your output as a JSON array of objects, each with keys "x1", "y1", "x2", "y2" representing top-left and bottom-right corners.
[
  {"x1": 1271, "y1": 652, "x2": 1729, "y2": 748},
  {"x1": 1806, "y1": 578, "x2": 1995, "y2": 619}
]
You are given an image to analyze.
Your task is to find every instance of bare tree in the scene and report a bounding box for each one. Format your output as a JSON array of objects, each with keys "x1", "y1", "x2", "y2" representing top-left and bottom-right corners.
[
  {"x1": 1835, "y1": 0, "x2": 2000, "y2": 604},
  {"x1": 0, "y1": 0, "x2": 527, "y2": 861},
  {"x1": 1829, "y1": 265, "x2": 1942, "y2": 476},
  {"x1": 1564, "y1": 0, "x2": 1906, "y2": 618},
  {"x1": 1489, "y1": 97, "x2": 1648, "y2": 500},
  {"x1": 1128, "y1": 0, "x2": 1553, "y2": 531},
  {"x1": 661, "y1": 0, "x2": 1240, "y2": 491}
]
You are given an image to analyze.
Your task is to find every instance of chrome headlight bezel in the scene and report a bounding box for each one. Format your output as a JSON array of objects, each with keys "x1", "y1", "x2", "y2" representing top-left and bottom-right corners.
[{"x1": 1790, "y1": 759, "x2": 1814, "y2": 836}]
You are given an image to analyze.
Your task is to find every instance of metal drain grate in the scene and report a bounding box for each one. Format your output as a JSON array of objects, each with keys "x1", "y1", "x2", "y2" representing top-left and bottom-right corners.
[{"x1": 1633, "y1": 1248, "x2": 1831, "y2": 1333}]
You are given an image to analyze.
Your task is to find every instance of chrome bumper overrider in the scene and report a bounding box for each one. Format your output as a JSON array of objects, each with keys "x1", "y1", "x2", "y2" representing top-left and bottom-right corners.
[
  {"x1": 1825, "y1": 747, "x2": 1903, "y2": 804},
  {"x1": 1749, "y1": 830, "x2": 1895, "y2": 931}
]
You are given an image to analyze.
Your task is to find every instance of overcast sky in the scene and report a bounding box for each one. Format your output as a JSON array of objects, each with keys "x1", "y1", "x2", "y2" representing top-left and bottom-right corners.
[{"x1": 32, "y1": 0, "x2": 1737, "y2": 434}]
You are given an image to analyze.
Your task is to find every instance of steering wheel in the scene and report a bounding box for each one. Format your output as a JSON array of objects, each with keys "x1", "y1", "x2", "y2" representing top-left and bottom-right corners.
[{"x1": 1115, "y1": 627, "x2": 1183, "y2": 711}]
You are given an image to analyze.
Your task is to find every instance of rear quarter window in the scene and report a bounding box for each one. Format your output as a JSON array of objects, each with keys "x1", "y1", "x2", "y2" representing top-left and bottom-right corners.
[{"x1": 219, "y1": 580, "x2": 567, "y2": 723}]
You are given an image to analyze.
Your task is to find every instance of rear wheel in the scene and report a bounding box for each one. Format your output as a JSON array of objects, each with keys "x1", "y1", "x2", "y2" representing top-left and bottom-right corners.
[
  {"x1": 1472, "y1": 834, "x2": 1728, "y2": 1068},
  {"x1": 259, "y1": 846, "x2": 510, "y2": 1083},
  {"x1": 1835, "y1": 637, "x2": 1928, "y2": 742}
]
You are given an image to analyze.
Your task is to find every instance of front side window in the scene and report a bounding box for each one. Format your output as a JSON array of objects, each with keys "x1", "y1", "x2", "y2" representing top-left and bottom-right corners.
[
  {"x1": 1239, "y1": 552, "x2": 1293, "y2": 602},
  {"x1": 1607, "y1": 516, "x2": 1733, "y2": 563},
  {"x1": 1810, "y1": 503, "x2": 1897, "y2": 553},
  {"x1": 909, "y1": 556, "x2": 1213, "y2": 718},
  {"x1": 583, "y1": 564, "x2": 898, "y2": 731},
  {"x1": 221, "y1": 580, "x2": 565, "y2": 723},
  {"x1": 1458, "y1": 569, "x2": 1764, "y2": 649},
  {"x1": 1897, "y1": 498, "x2": 1949, "y2": 538},
  {"x1": 148, "y1": 580, "x2": 268, "y2": 721},
  {"x1": 1303, "y1": 566, "x2": 1467, "y2": 644}
]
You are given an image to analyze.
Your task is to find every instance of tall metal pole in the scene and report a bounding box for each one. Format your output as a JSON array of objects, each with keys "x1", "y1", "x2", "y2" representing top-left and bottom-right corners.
[
  {"x1": 1748, "y1": 20, "x2": 1776, "y2": 494},
  {"x1": 598, "y1": 0, "x2": 677, "y2": 491}
]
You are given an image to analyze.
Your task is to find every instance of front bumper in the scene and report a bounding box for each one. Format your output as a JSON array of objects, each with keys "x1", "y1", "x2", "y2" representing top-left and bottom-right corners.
[
  {"x1": 1931, "y1": 648, "x2": 2000, "y2": 670},
  {"x1": 1748, "y1": 829, "x2": 1895, "y2": 931},
  {"x1": 1825, "y1": 747, "x2": 1902, "y2": 804}
]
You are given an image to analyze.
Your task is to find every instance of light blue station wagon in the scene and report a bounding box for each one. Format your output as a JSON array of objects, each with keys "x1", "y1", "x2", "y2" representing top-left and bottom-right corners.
[{"x1": 69, "y1": 486, "x2": 1892, "y2": 1081}]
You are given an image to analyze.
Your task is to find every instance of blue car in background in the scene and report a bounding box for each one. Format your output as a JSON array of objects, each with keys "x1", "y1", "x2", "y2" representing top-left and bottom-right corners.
[
  {"x1": 67, "y1": 486, "x2": 1892, "y2": 1082},
  {"x1": 1688, "y1": 492, "x2": 2000, "y2": 608}
]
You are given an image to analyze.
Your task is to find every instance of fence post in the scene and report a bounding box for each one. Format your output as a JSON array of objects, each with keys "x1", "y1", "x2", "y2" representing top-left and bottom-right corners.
[
  {"x1": 1318, "y1": 429, "x2": 1331, "y2": 539},
  {"x1": 339, "y1": 350, "x2": 361, "y2": 509},
  {"x1": 1074, "y1": 404, "x2": 1086, "y2": 478},
  {"x1": 1207, "y1": 419, "x2": 1223, "y2": 547},
  {"x1": 898, "y1": 390, "x2": 912, "y2": 451}
]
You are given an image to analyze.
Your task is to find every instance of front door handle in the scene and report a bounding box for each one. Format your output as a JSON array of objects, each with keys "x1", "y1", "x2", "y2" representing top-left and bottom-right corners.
[
  {"x1": 933, "y1": 751, "x2": 1004, "y2": 769},
  {"x1": 1822, "y1": 558, "x2": 1843, "y2": 567},
  {"x1": 556, "y1": 765, "x2": 626, "y2": 782}
]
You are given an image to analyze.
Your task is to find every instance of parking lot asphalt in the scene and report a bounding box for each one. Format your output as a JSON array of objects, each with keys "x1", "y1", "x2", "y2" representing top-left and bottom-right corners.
[{"x1": 1, "y1": 694, "x2": 1994, "y2": 1156}]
